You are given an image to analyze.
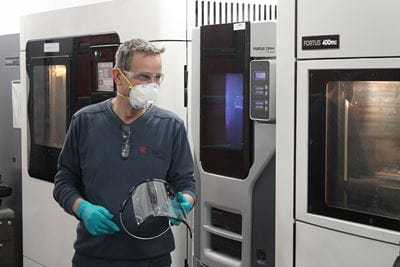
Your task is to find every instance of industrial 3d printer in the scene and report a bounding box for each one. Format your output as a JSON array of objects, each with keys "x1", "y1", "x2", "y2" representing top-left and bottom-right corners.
[
  {"x1": 26, "y1": 33, "x2": 120, "y2": 182},
  {"x1": 191, "y1": 21, "x2": 276, "y2": 267}
]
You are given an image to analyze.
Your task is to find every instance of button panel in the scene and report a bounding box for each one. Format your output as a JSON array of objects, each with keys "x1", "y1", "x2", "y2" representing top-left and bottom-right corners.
[{"x1": 250, "y1": 60, "x2": 275, "y2": 121}]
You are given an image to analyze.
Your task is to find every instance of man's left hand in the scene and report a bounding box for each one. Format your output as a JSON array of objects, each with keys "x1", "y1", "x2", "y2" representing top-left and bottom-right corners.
[{"x1": 170, "y1": 192, "x2": 193, "y2": 226}]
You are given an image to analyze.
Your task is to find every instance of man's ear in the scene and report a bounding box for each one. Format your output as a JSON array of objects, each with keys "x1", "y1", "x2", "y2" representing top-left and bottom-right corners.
[{"x1": 112, "y1": 68, "x2": 123, "y2": 86}]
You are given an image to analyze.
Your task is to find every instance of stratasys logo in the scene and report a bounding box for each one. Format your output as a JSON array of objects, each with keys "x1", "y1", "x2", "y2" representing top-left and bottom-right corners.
[{"x1": 302, "y1": 35, "x2": 340, "y2": 50}]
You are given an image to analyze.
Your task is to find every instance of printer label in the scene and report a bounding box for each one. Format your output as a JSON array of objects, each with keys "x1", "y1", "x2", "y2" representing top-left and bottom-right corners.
[{"x1": 302, "y1": 35, "x2": 340, "y2": 50}]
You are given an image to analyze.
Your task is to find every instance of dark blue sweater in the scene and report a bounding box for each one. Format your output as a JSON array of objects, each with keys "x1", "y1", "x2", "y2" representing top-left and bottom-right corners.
[{"x1": 53, "y1": 99, "x2": 196, "y2": 262}]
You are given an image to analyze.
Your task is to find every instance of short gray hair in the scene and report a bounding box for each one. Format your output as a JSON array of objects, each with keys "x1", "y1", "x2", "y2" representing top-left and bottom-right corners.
[{"x1": 114, "y1": 38, "x2": 165, "y2": 71}]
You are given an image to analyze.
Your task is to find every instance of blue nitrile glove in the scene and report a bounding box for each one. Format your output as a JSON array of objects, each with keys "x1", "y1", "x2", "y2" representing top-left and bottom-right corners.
[
  {"x1": 170, "y1": 192, "x2": 193, "y2": 226},
  {"x1": 76, "y1": 200, "x2": 120, "y2": 236}
]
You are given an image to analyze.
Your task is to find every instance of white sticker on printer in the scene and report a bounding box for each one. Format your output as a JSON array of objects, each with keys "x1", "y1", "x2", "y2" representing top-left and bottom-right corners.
[
  {"x1": 44, "y1": 42, "x2": 60, "y2": 53},
  {"x1": 233, "y1": 22, "x2": 246, "y2": 31}
]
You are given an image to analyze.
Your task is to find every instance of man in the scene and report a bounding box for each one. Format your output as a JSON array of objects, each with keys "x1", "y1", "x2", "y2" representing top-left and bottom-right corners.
[{"x1": 53, "y1": 38, "x2": 196, "y2": 267}]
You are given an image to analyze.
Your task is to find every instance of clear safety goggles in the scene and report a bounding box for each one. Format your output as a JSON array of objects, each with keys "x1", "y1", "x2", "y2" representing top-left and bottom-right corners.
[
  {"x1": 119, "y1": 179, "x2": 192, "y2": 240},
  {"x1": 122, "y1": 70, "x2": 164, "y2": 84}
]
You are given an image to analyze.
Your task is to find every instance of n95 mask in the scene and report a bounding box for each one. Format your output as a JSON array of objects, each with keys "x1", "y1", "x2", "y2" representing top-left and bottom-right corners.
[{"x1": 129, "y1": 83, "x2": 159, "y2": 109}]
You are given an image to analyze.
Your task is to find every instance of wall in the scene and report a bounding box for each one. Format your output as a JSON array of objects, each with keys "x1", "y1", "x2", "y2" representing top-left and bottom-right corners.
[{"x1": 0, "y1": 0, "x2": 110, "y2": 35}]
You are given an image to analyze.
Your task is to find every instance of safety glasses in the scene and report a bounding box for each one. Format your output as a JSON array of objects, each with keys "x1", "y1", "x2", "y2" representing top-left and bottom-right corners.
[{"x1": 123, "y1": 70, "x2": 164, "y2": 84}]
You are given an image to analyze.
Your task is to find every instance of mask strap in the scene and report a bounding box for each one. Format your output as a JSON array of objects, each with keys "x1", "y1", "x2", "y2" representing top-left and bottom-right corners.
[
  {"x1": 117, "y1": 68, "x2": 135, "y2": 89},
  {"x1": 117, "y1": 92, "x2": 130, "y2": 100}
]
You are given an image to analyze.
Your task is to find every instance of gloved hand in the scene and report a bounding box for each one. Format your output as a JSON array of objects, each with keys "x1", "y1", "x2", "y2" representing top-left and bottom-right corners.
[
  {"x1": 76, "y1": 200, "x2": 120, "y2": 236},
  {"x1": 170, "y1": 192, "x2": 193, "y2": 226}
]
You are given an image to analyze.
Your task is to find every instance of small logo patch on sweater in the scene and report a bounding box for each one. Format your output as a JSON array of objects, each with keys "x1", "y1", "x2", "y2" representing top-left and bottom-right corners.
[
  {"x1": 139, "y1": 145, "x2": 149, "y2": 154},
  {"x1": 138, "y1": 144, "x2": 165, "y2": 160}
]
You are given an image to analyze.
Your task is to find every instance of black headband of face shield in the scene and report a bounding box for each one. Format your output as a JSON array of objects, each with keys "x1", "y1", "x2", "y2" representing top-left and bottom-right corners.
[{"x1": 119, "y1": 178, "x2": 193, "y2": 240}]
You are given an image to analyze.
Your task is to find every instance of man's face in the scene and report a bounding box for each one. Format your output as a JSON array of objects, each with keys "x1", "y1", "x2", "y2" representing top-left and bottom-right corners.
[{"x1": 113, "y1": 52, "x2": 163, "y2": 96}]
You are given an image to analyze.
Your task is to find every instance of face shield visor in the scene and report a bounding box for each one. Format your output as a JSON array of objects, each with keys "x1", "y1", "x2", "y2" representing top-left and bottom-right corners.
[{"x1": 119, "y1": 179, "x2": 192, "y2": 240}]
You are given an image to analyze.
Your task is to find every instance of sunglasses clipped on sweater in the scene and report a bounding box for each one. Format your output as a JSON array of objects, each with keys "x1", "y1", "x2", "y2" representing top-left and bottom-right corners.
[{"x1": 121, "y1": 125, "x2": 131, "y2": 159}]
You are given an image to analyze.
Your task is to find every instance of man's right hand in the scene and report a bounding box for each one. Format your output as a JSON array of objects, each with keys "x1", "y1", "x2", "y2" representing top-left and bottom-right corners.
[{"x1": 76, "y1": 200, "x2": 120, "y2": 236}]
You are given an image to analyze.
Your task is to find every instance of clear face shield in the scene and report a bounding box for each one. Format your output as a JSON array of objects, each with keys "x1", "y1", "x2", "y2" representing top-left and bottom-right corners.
[{"x1": 119, "y1": 179, "x2": 192, "y2": 240}]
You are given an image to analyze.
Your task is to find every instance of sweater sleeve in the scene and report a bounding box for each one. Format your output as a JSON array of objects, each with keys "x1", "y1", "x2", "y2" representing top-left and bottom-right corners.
[
  {"x1": 167, "y1": 121, "x2": 197, "y2": 203},
  {"x1": 53, "y1": 116, "x2": 83, "y2": 216}
]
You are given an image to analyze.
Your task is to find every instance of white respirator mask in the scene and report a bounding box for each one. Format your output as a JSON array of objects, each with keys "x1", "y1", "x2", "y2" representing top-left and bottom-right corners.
[{"x1": 128, "y1": 83, "x2": 159, "y2": 109}]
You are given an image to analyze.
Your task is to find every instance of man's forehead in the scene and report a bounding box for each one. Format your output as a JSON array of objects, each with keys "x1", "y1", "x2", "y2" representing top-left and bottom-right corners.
[
  {"x1": 130, "y1": 53, "x2": 162, "y2": 70},
  {"x1": 131, "y1": 52, "x2": 161, "y2": 61}
]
